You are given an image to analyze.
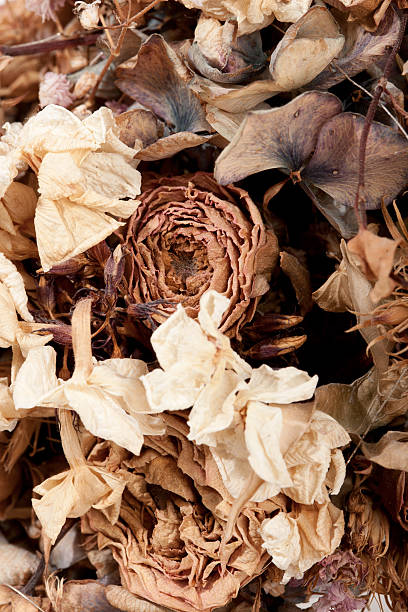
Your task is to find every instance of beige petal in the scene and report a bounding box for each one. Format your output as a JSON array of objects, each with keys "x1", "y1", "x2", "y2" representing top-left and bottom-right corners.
[
  {"x1": 260, "y1": 502, "x2": 344, "y2": 582},
  {"x1": 12, "y1": 345, "x2": 60, "y2": 409},
  {"x1": 19, "y1": 104, "x2": 97, "y2": 161},
  {"x1": 33, "y1": 465, "x2": 125, "y2": 543},
  {"x1": 149, "y1": 304, "x2": 216, "y2": 371},
  {"x1": 0, "y1": 281, "x2": 18, "y2": 347},
  {"x1": 35, "y1": 196, "x2": 122, "y2": 272},
  {"x1": 64, "y1": 384, "x2": 155, "y2": 455},
  {"x1": 269, "y1": 7, "x2": 344, "y2": 91},
  {"x1": 237, "y1": 364, "x2": 318, "y2": 406},
  {"x1": 0, "y1": 377, "x2": 18, "y2": 432},
  {"x1": 245, "y1": 401, "x2": 292, "y2": 488},
  {"x1": 0, "y1": 252, "x2": 33, "y2": 321}
]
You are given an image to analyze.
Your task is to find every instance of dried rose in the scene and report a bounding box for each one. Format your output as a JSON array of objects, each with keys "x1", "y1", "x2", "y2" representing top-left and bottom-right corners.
[
  {"x1": 83, "y1": 412, "x2": 282, "y2": 611},
  {"x1": 125, "y1": 172, "x2": 278, "y2": 337},
  {"x1": 39, "y1": 72, "x2": 75, "y2": 109}
]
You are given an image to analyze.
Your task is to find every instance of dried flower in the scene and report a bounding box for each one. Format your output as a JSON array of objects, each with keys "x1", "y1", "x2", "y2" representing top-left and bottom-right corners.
[
  {"x1": 18, "y1": 105, "x2": 141, "y2": 271},
  {"x1": 260, "y1": 502, "x2": 344, "y2": 583},
  {"x1": 74, "y1": 0, "x2": 101, "y2": 30},
  {"x1": 83, "y1": 412, "x2": 278, "y2": 611},
  {"x1": 313, "y1": 582, "x2": 365, "y2": 612},
  {"x1": 26, "y1": 0, "x2": 66, "y2": 21},
  {"x1": 13, "y1": 299, "x2": 164, "y2": 455},
  {"x1": 126, "y1": 172, "x2": 278, "y2": 337},
  {"x1": 39, "y1": 72, "x2": 75, "y2": 109},
  {"x1": 178, "y1": 0, "x2": 313, "y2": 33},
  {"x1": 32, "y1": 409, "x2": 126, "y2": 543}
]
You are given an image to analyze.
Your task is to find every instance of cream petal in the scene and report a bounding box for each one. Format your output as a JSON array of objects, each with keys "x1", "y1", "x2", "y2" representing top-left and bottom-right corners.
[
  {"x1": 20, "y1": 104, "x2": 97, "y2": 161},
  {"x1": 0, "y1": 283, "x2": 18, "y2": 347},
  {"x1": 187, "y1": 363, "x2": 243, "y2": 445},
  {"x1": 237, "y1": 364, "x2": 318, "y2": 406},
  {"x1": 0, "y1": 253, "x2": 33, "y2": 322},
  {"x1": 142, "y1": 364, "x2": 208, "y2": 413},
  {"x1": 89, "y1": 358, "x2": 151, "y2": 414},
  {"x1": 13, "y1": 345, "x2": 60, "y2": 409},
  {"x1": 245, "y1": 401, "x2": 292, "y2": 488},
  {"x1": 150, "y1": 304, "x2": 216, "y2": 371},
  {"x1": 64, "y1": 384, "x2": 149, "y2": 455},
  {"x1": 35, "y1": 196, "x2": 122, "y2": 272}
]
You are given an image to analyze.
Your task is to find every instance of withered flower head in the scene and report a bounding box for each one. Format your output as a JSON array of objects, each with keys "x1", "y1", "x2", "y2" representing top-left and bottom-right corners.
[
  {"x1": 39, "y1": 72, "x2": 75, "y2": 109},
  {"x1": 83, "y1": 413, "x2": 280, "y2": 611},
  {"x1": 26, "y1": 0, "x2": 65, "y2": 21},
  {"x1": 125, "y1": 172, "x2": 278, "y2": 337}
]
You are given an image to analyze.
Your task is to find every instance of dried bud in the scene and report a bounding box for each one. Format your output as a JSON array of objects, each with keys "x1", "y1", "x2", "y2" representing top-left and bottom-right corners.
[
  {"x1": 73, "y1": 71, "x2": 99, "y2": 98},
  {"x1": 104, "y1": 245, "x2": 125, "y2": 301},
  {"x1": 39, "y1": 72, "x2": 74, "y2": 108},
  {"x1": 74, "y1": 0, "x2": 101, "y2": 29}
]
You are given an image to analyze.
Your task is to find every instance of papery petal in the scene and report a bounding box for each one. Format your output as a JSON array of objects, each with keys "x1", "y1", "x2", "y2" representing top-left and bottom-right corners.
[
  {"x1": 260, "y1": 502, "x2": 344, "y2": 583},
  {"x1": 13, "y1": 345, "x2": 60, "y2": 409},
  {"x1": 245, "y1": 401, "x2": 292, "y2": 488},
  {"x1": 0, "y1": 282, "x2": 18, "y2": 347},
  {"x1": 35, "y1": 196, "x2": 122, "y2": 272},
  {"x1": 64, "y1": 384, "x2": 153, "y2": 454},
  {"x1": 0, "y1": 253, "x2": 33, "y2": 322},
  {"x1": 142, "y1": 363, "x2": 207, "y2": 412},
  {"x1": 150, "y1": 304, "x2": 216, "y2": 371},
  {"x1": 89, "y1": 358, "x2": 151, "y2": 414},
  {"x1": 0, "y1": 378, "x2": 18, "y2": 432},
  {"x1": 19, "y1": 104, "x2": 97, "y2": 161},
  {"x1": 33, "y1": 465, "x2": 125, "y2": 543},
  {"x1": 188, "y1": 363, "x2": 243, "y2": 445},
  {"x1": 238, "y1": 364, "x2": 318, "y2": 406}
]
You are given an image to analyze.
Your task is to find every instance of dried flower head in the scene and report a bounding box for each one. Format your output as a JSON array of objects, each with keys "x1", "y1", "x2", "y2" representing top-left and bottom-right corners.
[
  {"x1": 18, "y1": 105, "x2": 142, "y2": 271},
  {"x1": 126, "y1": 172, "x2": 278, "y2": 338},
  {"x1": 39, "y1": 72, "x2": 75, "y2": 109},
  {"x1": 83, "y1": 412, "x2": 279, "y2": 611},
  {"x1": 178, "y1": 0, "x2": 313, "y2": 33},
  {"x1": 74, "y1": 0, "x2": 101, "y2": 29},
  {"x1": 26, "y1": 0, "x2": 66, "y2": 21}
]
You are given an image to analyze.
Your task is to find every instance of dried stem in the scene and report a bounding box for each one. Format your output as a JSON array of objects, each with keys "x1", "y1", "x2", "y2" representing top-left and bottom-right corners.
[
  {"x1": 58, "y1": 409, "x2": 86, "y2": 469},
  {"x1": 354, "y1": 9, "x2": 408, "y2": 229},
  {"x1": 0, "y1": 31, "x2": 100, "y2": 56},
  {"x1": 71, "y1": 298, "x2": 93, "y2": 382}
]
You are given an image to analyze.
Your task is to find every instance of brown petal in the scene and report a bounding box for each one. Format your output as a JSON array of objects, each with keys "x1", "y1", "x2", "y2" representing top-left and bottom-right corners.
[
  {"x1": 115, "y1": 34, "x2": 210, "y2": 134},
  {"x1": 303, "y1": 113, "x2": 408, "y2": 209},
  {"x1": 214, "y1": 91, "x2": 342, "y2": 185},
  {"x1": 347, "y1": 228, "x2": 399, "y2": 301}
]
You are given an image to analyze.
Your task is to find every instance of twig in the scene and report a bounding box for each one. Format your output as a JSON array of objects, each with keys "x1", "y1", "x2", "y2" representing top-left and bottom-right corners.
[
  {"x1": 4, "y1": 585, "x2": 46, "y2": 611},
  {"x1": 0, "y1": 31, "x2": 100, "y2": 56},
  {"x1": 332, "y1": 61, "x2": 408, "y2": 140},
  {"x1": 353, "y1": 9, "x2": 408, "y2": 229}
]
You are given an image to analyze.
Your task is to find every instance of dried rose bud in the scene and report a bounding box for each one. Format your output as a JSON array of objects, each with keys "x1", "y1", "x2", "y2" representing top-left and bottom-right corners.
[
  {"x1": 125, "y1": 172, "x2": 278, "y2": 337},
  {"x1": 39, "y1": 72, "x2": 74, "y2": 108}
]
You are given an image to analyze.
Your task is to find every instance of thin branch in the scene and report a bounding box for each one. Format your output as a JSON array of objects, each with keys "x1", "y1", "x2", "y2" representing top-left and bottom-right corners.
[
  {"x1": 332, "y1": 61, "x2": 408, "y2": 140},
  {"x1": 354, "y1": 9, "x2": 408, "y2": 229},
  {"x1": 0, "y1": 31, "x2": 100, "y2": 56}
]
